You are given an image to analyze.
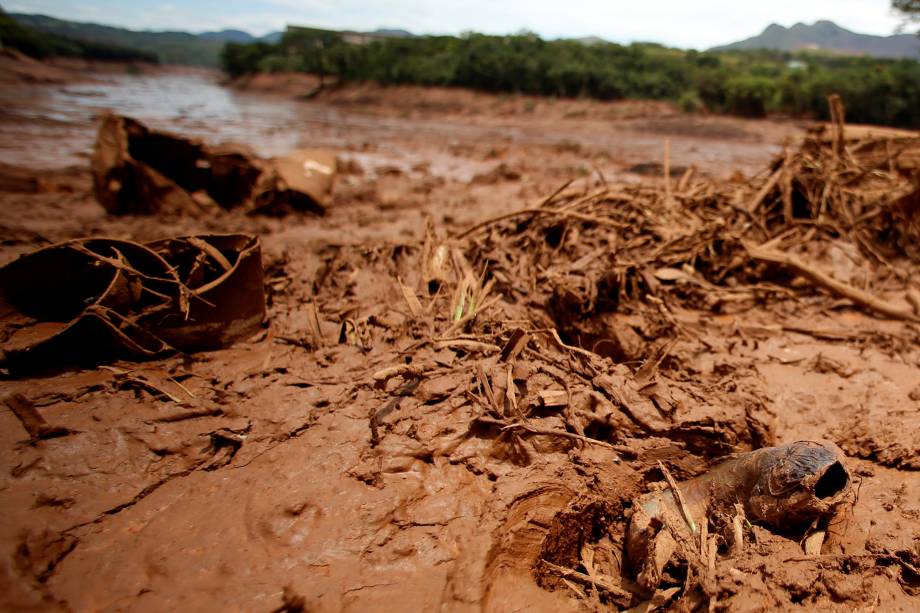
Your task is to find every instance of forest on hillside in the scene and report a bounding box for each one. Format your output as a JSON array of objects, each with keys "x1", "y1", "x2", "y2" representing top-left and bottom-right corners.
[
  {"x1": 8, "y1": 11, "x2": 224, "y2": 66},
  {"x1": 0, "y1": 10, "x2": 158, "y2": 64}
]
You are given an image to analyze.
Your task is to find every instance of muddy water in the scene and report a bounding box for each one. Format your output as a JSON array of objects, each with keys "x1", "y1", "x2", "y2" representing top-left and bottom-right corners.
[
  {"x1": 0, "y1": 72, "x2": 544, "y2": 173},
  {"x1": 0, "y1": 72, "x2": 307, "y2": 167},
  {"x1": 0, "y1": 71, "x2": 791, "y2": 178}
]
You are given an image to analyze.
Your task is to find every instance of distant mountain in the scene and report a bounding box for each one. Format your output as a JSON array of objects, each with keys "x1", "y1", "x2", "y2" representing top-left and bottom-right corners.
[
  {"x1": 370, "y1": 28, "x2": 413, "y2": 38},
  {"x1": 0, "y1": 9, "x2": 158, "y2": 63},
  {"x1": 711, "y1": 20, "x2": 920, "y2": 59},
  {"x1": 7, "y1": 13, "x2": 417, "y2": 65},
  {"x1": 573, "y1": 36, "x2": 607, "y2": 46},
  {"x1": 198, "y1": 29, "x2": 254, "y2": 43},
  {"x1": 11, "y1": 13, "x2": 227, "y2": 66}
]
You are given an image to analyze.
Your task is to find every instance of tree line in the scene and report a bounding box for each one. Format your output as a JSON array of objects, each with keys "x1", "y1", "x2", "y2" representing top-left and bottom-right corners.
[{"x1": 222, "y1": 27, "x2": 920, "y2": 128}]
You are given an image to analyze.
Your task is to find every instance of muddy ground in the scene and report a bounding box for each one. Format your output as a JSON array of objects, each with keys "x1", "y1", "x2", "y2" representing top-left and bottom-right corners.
[{"x1": 0, "y1": 64, "x2": 918, "y2": 612}]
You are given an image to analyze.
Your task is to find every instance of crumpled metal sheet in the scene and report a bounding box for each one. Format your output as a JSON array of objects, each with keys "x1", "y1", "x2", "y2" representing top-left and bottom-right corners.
[
  {"x1": 0, "y1": 234, "x2": 265, "y2": 372},
  {"x1": 92, "y1": 113, "x2": 335, "y2": 216}
]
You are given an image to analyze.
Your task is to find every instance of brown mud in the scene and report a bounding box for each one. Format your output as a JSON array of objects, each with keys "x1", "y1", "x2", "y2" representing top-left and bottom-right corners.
[{"x1": 0, "y1": 66, "x2": 919, "y2": 612}]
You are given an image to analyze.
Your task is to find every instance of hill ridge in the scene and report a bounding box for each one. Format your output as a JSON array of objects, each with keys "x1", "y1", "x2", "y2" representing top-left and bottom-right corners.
[{"x1": 711, "y1": 20, "x2": 920, "y2": 59}]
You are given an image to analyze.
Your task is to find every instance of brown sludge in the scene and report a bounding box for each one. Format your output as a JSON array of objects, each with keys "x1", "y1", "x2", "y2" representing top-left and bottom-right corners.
[{"x1": 1, "y1": 86, "x2": 919, "y2": 613}]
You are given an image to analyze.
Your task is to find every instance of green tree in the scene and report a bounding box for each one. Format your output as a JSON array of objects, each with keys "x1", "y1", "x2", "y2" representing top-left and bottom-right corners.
[
  {"x1": 893, "y1": 0, "x2": 920, "y2": 17},
  {"x1": 893, "y1": 0, "x2": 920, "y2": 32},
  {"x1": 219, "y1": 28, "x2": 920, "y2": 128},
  {"x1": 724, "y1": 76, "x2": 775, "y2": 117}
]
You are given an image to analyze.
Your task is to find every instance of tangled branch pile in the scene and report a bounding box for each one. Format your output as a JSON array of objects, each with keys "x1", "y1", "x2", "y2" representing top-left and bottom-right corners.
[
  {"x1": 457, "y1": 96, "x2": 920, "y2": 356},
  {"x1": 349, "y1": 100, "x2": 920, "y2": 477}
]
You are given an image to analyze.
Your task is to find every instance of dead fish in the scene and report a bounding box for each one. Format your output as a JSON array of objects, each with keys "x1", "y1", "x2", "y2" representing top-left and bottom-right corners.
[{"x1": 626, "y1": 440, "x2": 851, "y2": 588}]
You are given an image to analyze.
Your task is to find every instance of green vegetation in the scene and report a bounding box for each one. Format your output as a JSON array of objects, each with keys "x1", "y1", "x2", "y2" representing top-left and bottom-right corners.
[
  {"x1": 223, "y1": 27, "x2": 920, "y2": 128},
  {"x1": 893, "y1": 0, "x2": 920, "y2": 25},
  {"x1": 9, "y1": 12, "x2": 220, "y2": 66},
  {"x1": 1, "y1": 9, "x2": 158, "y2": 63}
]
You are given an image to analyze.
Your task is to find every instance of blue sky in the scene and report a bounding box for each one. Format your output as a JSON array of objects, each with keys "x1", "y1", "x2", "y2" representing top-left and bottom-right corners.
[{"x1": 3, "y1": 0, "x2": 909, "y2": 49}]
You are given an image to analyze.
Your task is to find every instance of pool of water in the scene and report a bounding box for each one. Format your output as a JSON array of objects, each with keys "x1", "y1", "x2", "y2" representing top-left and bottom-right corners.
[{"x1": 0, "y1": 72, "x2": 318, "y2": 167}]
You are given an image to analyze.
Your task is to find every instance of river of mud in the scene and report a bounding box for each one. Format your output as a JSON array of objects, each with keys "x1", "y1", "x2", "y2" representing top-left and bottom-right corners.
[{"x1": 1, "y1": 68, "x2": 918, "y2": 612}]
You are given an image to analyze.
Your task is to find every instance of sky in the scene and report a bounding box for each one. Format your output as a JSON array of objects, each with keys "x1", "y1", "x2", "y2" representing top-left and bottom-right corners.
[{"x1": 3, "y1": 0, "x2": 910, "y2": 49}]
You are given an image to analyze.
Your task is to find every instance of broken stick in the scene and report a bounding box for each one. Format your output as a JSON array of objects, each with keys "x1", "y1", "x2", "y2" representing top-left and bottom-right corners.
[
  {"x1": 3, "y1": 394, "x2": 69, "y2": 440},
  {"x1": 745, "y1": 242, "x2": 920, "y2": 323},
  {"x1": 730, "y1": 503, "x2": 746, "y2": 557}
]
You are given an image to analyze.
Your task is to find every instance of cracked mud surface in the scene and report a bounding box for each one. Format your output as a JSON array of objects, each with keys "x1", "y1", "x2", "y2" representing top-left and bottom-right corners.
[{"x1": 1, "y1": 68, "x2": 919, "y2": 611}]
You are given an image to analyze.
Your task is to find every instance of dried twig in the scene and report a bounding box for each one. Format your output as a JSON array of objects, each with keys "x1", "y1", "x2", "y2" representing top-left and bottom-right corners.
[
  {"x1": 457, "y1": 205, "x2": 629, "y2": 240},
  {"x1": 372, "y1": 364, "x2": 424, "y2": 384},
  {"x1": 730, "y1": 503, "x2": 746, "y2": 557},
  {"x1": 539, "y1": 560, "x2": 637, "y2": 606},
  {"x1": 433, "y1": 339, "x2": 500, "y2": 353},
  {"x1": 475, "y1": 416, "x2": 627, "y2": 454},
  {"x1": 397, "y1": 276, "x2": 423, "y2": 318}
]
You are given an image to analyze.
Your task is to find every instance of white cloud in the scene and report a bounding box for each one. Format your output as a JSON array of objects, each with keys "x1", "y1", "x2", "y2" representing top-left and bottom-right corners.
[
  {"x1": 229, "y1": 1, "x2": 908, "y2": 48},
  {"x1": 3, "y1": 0, "x2": 907, "y2": 47}
]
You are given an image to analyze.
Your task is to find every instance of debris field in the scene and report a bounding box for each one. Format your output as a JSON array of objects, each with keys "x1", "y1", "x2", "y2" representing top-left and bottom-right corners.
[{"x1": 1, "y1": 90, "x2": 919, "y2": 612}]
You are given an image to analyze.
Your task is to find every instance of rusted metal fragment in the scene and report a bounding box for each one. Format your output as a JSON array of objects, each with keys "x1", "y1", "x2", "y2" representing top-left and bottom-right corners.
[
  {"x1": 92, "y1": 114, "x2": 214, "y2": 215},
  {"x1": 0, "y1": 238, "x2": 177, "y2": 369},
  {"x1": 0, "y1": 234, "x2": 265, "y2": 372},
  {"x1": 145, "y1": 234, "x2": 265, "y2": 351}
]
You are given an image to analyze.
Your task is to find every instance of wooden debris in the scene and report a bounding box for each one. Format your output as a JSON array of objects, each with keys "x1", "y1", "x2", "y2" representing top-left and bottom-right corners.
[
  {"x1": 433, "y1": 339, "x2": 500, "y2": 353},
  {"x1": 730, "y1": 503, "x2": 746, "y2": 557},
  {"x1": 457, "y1": 95, "x2": 920, "y2": 360},
  {"x1": 372, "y1": 364, "x2": 423, "y2": 384},
  {"x1": 499, "y1": 328, "x2": 529, "y2": 363},
  {"x1": 540, "y1": 560, "x2": 635, "y2": 607},
  {"x1": 397, "y1": 276, "x2": 424, "y2": 318},
  {"x1": 803, "y1": 527, "x2": 826, "y2": 556},
  {"x1": 538, "y1": 389, "x2": 569, "y2": 408},
  {"x1": 4, "y1": 394, "x2": 70, "y2": 440},
  {"x1": 745, "y1": 242, "x2": 920, "y2": 322}
]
